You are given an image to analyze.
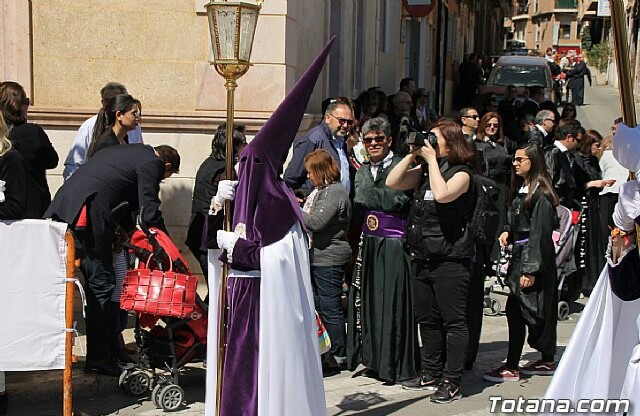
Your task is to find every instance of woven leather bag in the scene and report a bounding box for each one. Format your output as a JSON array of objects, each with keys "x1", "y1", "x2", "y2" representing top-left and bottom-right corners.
[{"x1": 120, "y1": 255, "x2": 199, "y2": 318}]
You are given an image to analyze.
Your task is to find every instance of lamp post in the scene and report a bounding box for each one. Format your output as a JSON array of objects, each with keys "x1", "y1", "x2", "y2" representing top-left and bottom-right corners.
[{"x1": 205, "y1": 1, "x2": 261, "y2": 414}]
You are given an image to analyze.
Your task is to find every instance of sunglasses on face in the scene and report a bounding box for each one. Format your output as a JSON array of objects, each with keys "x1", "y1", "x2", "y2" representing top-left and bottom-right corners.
[
  {"x1": 362, "y1": 135, "x2": 387, "y2": 145},
  {"x1": 486, "y1": 123, "x2": 500, "y2": 128},
  {"x1": 329, "y1": 113, "x2": 354, "y2": 126},
  {"x1": 465, "y1": 114, "x2": 480, "y2": 120},
  {"x1": 513, "y1": 156, "x2": 530, "y2": 164}
]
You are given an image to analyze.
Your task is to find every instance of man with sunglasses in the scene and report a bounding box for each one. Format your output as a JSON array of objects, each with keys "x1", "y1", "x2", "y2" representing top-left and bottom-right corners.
[
  {"x1": 345, "y1": 117, "x2": 419, "y2": 383},
  {"x1": 527, "y1": 109, "x2": 556, "y2": 148},
  {"x1": 459, "y1": 107, "x2": 480, "y2": 142},
  {"x1": 284, "y1": 99, "x2": 354, "y2": 197}
]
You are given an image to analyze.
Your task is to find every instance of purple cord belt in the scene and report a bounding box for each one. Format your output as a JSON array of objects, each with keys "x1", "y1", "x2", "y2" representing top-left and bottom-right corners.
[{"x1": 362, "y1": 210, "x2": 407, "y2": 238}]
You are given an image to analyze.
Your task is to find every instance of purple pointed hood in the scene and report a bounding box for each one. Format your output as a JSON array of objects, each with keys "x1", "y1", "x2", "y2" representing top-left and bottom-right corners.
[{"x1": 232, "y1": 37, "x2": 336, "y2": 247}]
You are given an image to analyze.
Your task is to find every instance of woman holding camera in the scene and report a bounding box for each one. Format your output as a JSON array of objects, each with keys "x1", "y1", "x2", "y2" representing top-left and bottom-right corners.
[
  {"x1": 387, "y1": 120, "x2": 476, "y2": 403},
  {"x1": 483, "y1": 143, "x2": 559, "y2": 383}
]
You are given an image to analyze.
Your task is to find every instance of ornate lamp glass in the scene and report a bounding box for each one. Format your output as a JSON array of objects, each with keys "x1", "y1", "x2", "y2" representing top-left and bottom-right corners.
[{"x1": 206, "y1": 0, "x2": 261, "y2": 80}]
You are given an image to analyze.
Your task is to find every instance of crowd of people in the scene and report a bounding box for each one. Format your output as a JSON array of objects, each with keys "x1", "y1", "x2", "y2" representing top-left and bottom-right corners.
[{"x1": 0, "y1": 59, "x2": 622, "y2": 412}]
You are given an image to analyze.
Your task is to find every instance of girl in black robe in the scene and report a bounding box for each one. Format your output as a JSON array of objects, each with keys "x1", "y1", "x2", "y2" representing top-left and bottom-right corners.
[{"x1": 483, "y1": 143, "x2": 560, "y2": 383}]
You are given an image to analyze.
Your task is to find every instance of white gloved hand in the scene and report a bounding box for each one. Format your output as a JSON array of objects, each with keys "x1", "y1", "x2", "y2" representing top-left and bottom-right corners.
[
  {"x1": 213, "y1": 180, "x2": 238, "y2": 206},
  {"x1": 217, "y1": 230, "x2": 238, "y2": 263}
]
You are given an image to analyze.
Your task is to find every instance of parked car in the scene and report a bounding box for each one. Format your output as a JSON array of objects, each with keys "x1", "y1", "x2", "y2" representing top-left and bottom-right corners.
[{"x1": 479, "y1": 56, "x2": 555, "y2": 102}]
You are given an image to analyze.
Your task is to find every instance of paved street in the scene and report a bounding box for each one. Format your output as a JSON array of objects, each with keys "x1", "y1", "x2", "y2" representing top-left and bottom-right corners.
[{"x1": 5, "y1": 84, "x2": 629, "y2": 416}]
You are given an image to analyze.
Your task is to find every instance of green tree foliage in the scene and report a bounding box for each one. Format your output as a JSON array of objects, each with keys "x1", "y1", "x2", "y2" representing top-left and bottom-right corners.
[{"x1": 581, "y1": 24, "x2": 592, "y2": 51}]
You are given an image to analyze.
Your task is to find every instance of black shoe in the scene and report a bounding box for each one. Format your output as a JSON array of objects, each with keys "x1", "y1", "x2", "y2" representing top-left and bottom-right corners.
[
  {"x1": 430, "y1": 380, "x2": 462, "y2": 404},
  {"x1": 85, "y1": 358, "x2": 122, "y2": 377},
  {"x1": 401, "y1": 371, "x2": 441, "y2": 391},
  {"x1": 0, "y1": 391, "x2": 7, "y2": 415}
]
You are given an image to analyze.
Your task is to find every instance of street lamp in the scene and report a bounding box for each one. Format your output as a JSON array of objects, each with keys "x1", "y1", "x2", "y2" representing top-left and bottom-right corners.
[{"x1": 205, "y1": 1, "x2": 261, "y2": 414}]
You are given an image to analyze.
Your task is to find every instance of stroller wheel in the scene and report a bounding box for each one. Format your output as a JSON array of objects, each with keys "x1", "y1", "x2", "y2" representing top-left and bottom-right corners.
[
  {"x1": 125, "y1": 371, "x2": 151, "y2": 397},
  {"x1": 152, "y1": 380, "x2": 168, "y2": 409},
  {"x1": 483, "y1": 298, "x2": 502, "y2": 316},
  {"x1": 118, "y1": 368, "x2": 132, "y2": 392},
  {"x1": 159, "y1": 384, "x2": 184, "y2": 412},
  {"x1": 558, "y1": 301, "x2": 570, "y2": 321}
]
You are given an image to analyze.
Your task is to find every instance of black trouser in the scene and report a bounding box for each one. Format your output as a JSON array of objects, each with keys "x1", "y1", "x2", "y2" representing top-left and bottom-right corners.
[
  {"x1": 414, "y1": 260, "x2": 471, "y2": 385},
  {"x1": 505, "y1": 295, "x2": 555, "y2": 369},
  {"x1": 74, "y1": 230, "x2": 117, "y2": 363},
  {"x1": 466, "y1": 249, "x2": 486, "y2": 369}
]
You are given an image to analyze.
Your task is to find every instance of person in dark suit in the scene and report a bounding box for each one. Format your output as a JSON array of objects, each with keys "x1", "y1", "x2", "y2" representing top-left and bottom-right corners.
[
  {"x1": 44, "y1": 144, "x2": 180, "y2": 376},
  {"x1": 569, "y1": 54, "x2": 592, "y2": 106},
  {"x1": 544, "y1": 119, "x2": 580, "y2": 208},
  {"x1": 527, "y1": 110, "x2": 556, "y2": 148},
  {"x1": 0, "y1": 81, "x2": 59, "y2": 219}
]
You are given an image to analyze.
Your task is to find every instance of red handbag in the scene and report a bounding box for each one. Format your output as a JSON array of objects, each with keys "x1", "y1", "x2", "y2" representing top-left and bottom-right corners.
[{"x1": 120, "y1": 255, "x2": 199, "y2": 318}]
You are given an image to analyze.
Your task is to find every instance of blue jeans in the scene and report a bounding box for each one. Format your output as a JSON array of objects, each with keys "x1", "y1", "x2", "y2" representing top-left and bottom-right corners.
[{"x1": 311, "y1": 265, "x2": 346, "y2": 359}]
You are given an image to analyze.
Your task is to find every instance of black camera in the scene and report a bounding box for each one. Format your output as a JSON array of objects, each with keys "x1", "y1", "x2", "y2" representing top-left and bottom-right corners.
[{"x1": 406, "y1": 131, "x2": 438, "y2": 148}]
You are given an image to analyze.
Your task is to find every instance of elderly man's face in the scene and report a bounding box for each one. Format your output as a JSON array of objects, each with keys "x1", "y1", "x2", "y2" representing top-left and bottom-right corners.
[
  {"x1": 324, "y1": 104, "x2": 354, "y2": 137},
  {"x1": 393, "y1": 92, "x2": 413, "y2": 115}
]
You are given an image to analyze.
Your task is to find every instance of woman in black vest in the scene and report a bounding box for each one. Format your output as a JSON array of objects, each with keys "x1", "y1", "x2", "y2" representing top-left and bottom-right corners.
[{"x1": 387, "y1": 120, "x2": 476, "y2": 403}]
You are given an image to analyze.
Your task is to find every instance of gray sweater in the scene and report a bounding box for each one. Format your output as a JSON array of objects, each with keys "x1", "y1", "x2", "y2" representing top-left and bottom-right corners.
[{"x1": 302, "y1": 182, "x2": 352, "y2": 267}]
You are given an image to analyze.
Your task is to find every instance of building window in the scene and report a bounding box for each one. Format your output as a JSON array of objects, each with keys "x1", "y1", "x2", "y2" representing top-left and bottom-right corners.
[
  {"x1": 559, "y1": 23, "x2": 571, "y2": 39},
  {"x1": 534, "y1": 0, "x2": 539, "y2": 13},
  {"x1": 536, "y1": 23, "x2": 541, "y2": 42}
]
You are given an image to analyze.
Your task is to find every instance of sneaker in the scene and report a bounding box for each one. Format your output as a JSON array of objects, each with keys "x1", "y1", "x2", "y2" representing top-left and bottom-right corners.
[
  {"x1": 401, "y1": 371, "x2": 441, "y2": 391},
  {"x1": 430, "y1": 380, "x2": 462, "y2": 404},
  {"x1": 520, "y1": 360, "x2": 556, "y2": 376},
  {"x1": 483, "y1": 366, "x2": 521, "y2": 382}
]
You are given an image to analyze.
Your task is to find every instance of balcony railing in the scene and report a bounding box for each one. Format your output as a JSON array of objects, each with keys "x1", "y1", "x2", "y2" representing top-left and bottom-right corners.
[{"x1": 555, "y1": 0, "x2": 577, "y2": 9}]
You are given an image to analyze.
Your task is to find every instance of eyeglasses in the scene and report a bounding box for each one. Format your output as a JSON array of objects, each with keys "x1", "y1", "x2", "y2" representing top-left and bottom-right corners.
[
  {"x1": 545, "y1": 118, "x2": 556, "y2": 123},
  {"x1": 129, "y1": 110, "x2": 141, "y2": 119},
  {"x1": 362, "y1": 135, "x2": 387, "y2": 145},
  {"x1": 328, "y1": 113, "x2": 354, "y2": 126},
  {"x1": 486, "y1": 123, "x2": 500, "y2": 128},
  {"x1": 513, "y1": 157, "x2": 530, "y2": 164},
  {"x1": 464, "y1": 114, "x2": 480, "y2": 120}
]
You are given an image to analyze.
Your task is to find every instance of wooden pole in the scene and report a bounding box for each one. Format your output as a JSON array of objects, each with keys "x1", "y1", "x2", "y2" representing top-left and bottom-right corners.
[
  {"x1": 63, "y1": 230, "x2": 76, "y2": 416},
  {"x1": 609, "y1": 0, "x2": 637, "y2": 128},
  {"x1": 215, "y1": 77, "x2": 237, "y2": 416}
]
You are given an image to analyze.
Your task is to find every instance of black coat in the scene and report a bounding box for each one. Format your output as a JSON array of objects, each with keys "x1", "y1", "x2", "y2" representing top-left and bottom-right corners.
[
  {"x1": 89, "y1": 129, "x2": 129, "y2": 158},
  {"x1": 544, "y1": 145, "x2": 576, "y2": 208},
  {"x1": 186, "y1": 156, "x2": 226, "y2": 252},
  {"x1": 45, "y1": 144, "x2": 167, "y2": 263},
  {"x1": 9, "y1": 122, "x2": 59, "y2": 218},
  {"x1": 0, "y1": 148, "x2": 28, "y2": 220}
]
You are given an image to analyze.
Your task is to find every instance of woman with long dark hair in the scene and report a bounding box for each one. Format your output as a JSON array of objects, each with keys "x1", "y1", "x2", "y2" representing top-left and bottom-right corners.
[
  {"x1": 0, "y1": 81, "x2": 58, "y2": 218},
  {"x1": 387, "y1": 120, "x2": 476, "y2": 403},
  {"x1": 484, "y1": 143, "x2": 560, "y2": 382},
  {"x1": 87, "y1": 94, "x2": 141, "y2": 158},
  {"x1": 572, "y1": 129, "x2": 615, "y2": 295}
]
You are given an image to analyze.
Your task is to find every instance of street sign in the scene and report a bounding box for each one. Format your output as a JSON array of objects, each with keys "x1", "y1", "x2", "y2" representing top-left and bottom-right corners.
[{"x1": 402, "y1": 0, "x2": 435, "y2": 17}]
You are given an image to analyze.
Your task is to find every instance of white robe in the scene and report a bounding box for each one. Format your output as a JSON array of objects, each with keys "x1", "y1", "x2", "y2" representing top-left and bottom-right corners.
[
  {"x1": 205, "y1": 223, "x2": 326, "y2": 416},
  {"x1": 544, "y1": 181, "x2": 640, "y2": 415}
]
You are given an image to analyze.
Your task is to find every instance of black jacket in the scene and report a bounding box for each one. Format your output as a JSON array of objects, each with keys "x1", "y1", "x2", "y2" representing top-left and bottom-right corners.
[
  {"x1": 45, "y1": 144, "x2": 167, "y2": 262},
  {"x1": 527, "y1": 127, "x2": 550, "y2": 148},
  {"x1": 89, "y1": 129, "x2": 129, "y2": 158},
  {"x1": 544, "y1": 145, "x2": 576, "y2": 208},
  {"x1": 186, "y1": 156, "x2": 226, "y2": 252},
  {"x1": 9, "y1": 122, "x2": 59, "y2": 218},
  {"x1": 0, "y1": 149, "x2": 28, "y2": 220}
]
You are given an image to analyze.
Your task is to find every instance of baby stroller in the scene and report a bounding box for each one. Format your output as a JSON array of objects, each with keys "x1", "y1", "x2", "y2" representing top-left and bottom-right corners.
[
  {"x1": 554, "y1": 205, "x2": 580, "y2": 321},
  {"x1": 118, "y1": 219, "x2": 207, "y2": 412},
  {"x1": 492, "y1": 205, "x2": 578, "y2": 321}
]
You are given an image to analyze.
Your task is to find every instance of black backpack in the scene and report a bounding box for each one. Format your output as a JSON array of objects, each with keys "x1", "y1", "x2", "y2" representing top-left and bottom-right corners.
[{"x1": 464, "y1": 173, "x2": 500, "y2": 246}]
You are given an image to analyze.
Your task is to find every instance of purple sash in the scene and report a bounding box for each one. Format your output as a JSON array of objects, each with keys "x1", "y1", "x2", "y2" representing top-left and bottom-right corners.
[{"x1": 362, "y1": 210, "x2": 407, "y2": 238}]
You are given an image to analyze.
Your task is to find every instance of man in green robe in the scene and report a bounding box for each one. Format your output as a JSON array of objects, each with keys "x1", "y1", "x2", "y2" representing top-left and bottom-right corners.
[{"x1": 346, "y1": 117, "x2": 420, "y2": 382}]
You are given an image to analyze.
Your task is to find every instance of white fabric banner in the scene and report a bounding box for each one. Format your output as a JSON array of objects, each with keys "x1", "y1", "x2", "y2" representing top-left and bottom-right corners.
[{"x1": 0, "y1": 219, "x2": 69, "y2": 371}]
